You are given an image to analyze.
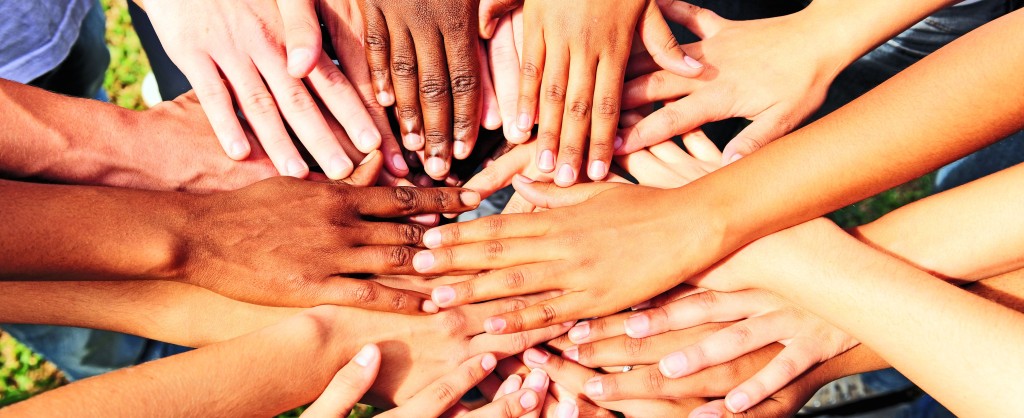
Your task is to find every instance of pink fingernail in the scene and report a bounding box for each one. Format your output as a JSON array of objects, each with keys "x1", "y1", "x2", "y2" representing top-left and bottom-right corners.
[
  {"x1": 353, "y1": 344, "x2": 376, "y2": 367},
  {"x1": 426, "y1": 157, "x2": 447, "y2": 176},
  {"x1": 454, "y1": 140, "x2": 468, "y2": 158},
  {"x1": 556, "y1": 399, "x2": 579, "y2": 418},
  {"x1": 432, "y1": 286, "x2": 455, "y2": 305},
  {"x1": 423, "y1": 230, "x2": 442, "y2": 248},
  {"x1": 684, "y1": 55, "x2": 704, "y2": 69},
  {"x1": 485, "y1": 317, "x2": 507, "y2": 333},
  {"x1": 421, "y1": 300, "x2": 439, "y2": 313},
  {"x1": 524, "y1": 369, "x2": 548, "y2": 391},
  {"x1": 406, "y1": 133, "x2": 424, "y2": 148},
  {"x1": 584, "y1": 378, "x2": 604, "y2": 397},
  {"x1": 288, "y1": 48, "x2": 312, "y2": 75},
  {"x1": 728, "y1": 153, "x2": 744, "y2": 165},
  {"x1": 286, "y1": 158, "x2": 308, "y2": 178},
  {"x1": 359, "y1": 130, "x2": 381, "y2": 150},
  {"x1": 503, "y1": 375, "x2": 523, "y2": 395},
  {"x1": 727, "y1": 391, "x2": 750, "y2": 413},
  {"x1": 520, "y1": 390, "x2": 539, "y2": 409},
  {"x1": 555, "y1": 164, "x2": 575, "y2": 186},
  {"x1": 517, "y1": 112, "x2": 532, "y2": 132},
  {"x1": 563, "y1": 346, "x2": 579, "y2": 362},
  {"x1": 538, "y1": 150, "x2": 555, "y2": 172},
  {"x1": 391, "y1": 154, "x2": 409, "y2": 172},
  {"x1": 631, "y1": 300, "x2": 653, "y2": 311},
  {"x1": 481, "y1": 353, "x2": 498, "y2": 371},
  {"x1": 568, "y1": 322, "x2": 590, "y2": 342},
  {"x1": 376, "y1": 91, "x2": 393, "y2": 106},
  {"x1": 326, "y1": 154, "x2": 352, "y2": 179},
  {"x1": 624, "y1": 314, "x2": 650, "y2": 338},
  {"x1": 613, "y1": 136, "x2": 624, "y2": 151},
  {"x1": 412, "y1": 251, "x2": 435, "y2": 271},
  {"x1": 229, "y1": 140, "x2": 249, "y2": 159},
  {"x1": 588, "y1": 160, "x2": 608, "y2": 180},
  {"x1": 659, "y1": 352, "x2": 689, "y2": 378},
  {"x1": 524, "y1": 348, "x2": 550, "y2": 365}
]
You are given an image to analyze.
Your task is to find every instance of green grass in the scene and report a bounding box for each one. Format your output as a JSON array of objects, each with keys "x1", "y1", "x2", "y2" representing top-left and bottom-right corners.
[{"x1": 0, "y1": 0, "x2": 936, "y2": 413}]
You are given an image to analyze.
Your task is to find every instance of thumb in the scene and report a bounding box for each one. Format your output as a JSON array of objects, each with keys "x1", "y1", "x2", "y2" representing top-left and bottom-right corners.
[
  {"x1": 300, "y1": 344, "x2": 381, "y2": 418},
  {"x1": 278, "y1": 0, "x2": 323, "y2": 78},
  {"x1": 639, "y1": 1, "x2": 704, "y2": 77},
  {"x1": 479, "y1": 0, "x2": 523, "y2": 38},
  {"x1": 342, "y1": 150, "x2": 383, "y2": 187},
  {"x1": 511, "y1": 175, "x2": 621, "y2": 209},
  {"x1": 721, "y1": 108, "x2": 795, "y2": 165},
  {"x1": 657, "y1": 0, "x2": 726, "y2": 39}
]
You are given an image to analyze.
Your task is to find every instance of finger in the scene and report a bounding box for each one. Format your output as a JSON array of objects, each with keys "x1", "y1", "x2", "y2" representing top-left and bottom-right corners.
[
  {"x1": 450, "y1": 291, "x2": 565, "y2": 334},
  {"x1": 478, "y1": 0, "x2": 523, "y2": 38},
  {"x1": 181, "y1": 58, "x2": 252, "y2": 160},
  {"x1": 621, "y1": 70, "x2": 700, "y2": 110},
  {"x1": 572, "y1": 323, "x2": 729, "y2": 368},
  {"x1": 391, "y1": 353, "x2": 498, "y2": 416},
  {"x1": 479, "y1": 42, "x2": 503, "y2": 133},
  {"x1": 445, "y1": 21, "x2": 483, "y2": 162},
  {"x1": 552, "y1": 51, "x2": 595, "y2": 187},
  {"x1": 688, "y1": 398, "x2": 795, "y2": 418},
  {"x1": 521, "y1": 348, "x2": 600, "y2": 395},
  {"x1": 501, "y1": 192, "x2": 537, "y2": 215},
  {"x1": 278, "y1": 0, "x2": 322, "y2": 78},
  {"x1": 678, "y1": 130, "x2": 722, "y2": 163},
  {"x1": 586, "y1": 57, "x2": 625, "y2": 182},
  {"x1": 358, "y1": 221, "x2": 427, "y2": 246},
  {"x1": 615, "y1": 150, "x2": 688, "y2": 189},
  {"x1": 303, "y1": 278, "x2": 430, "y2": 313},
  {"x1": 565, "y1": 311, "x2": 632, "y2": 345},
  {"x1": 489, "y1": 16, "x2": 522, "y2": 141},
  {"x1": 535, "y1": 46, "x2": 569, "y2": 175},
  {"x1": 421, "y1": 211, "x2": 552, "y2": 249},
  {"x1": 429, "y1": 262, "x2": 570, "y2": 308},
  {"x1": 657, "y1": 0, "x2": 725, "y2": 39},
  {"x1": 219, "y1": 58, "x2": 307, "y2": 177},
  {"x1": 617, "y1": 92, "x2": 724, "y2": 155},
  {"x1": 413, "y1": 30, "x2": 455, "y2": 180},
  {"x1": 354, "y1": 187, "x2": 481, "y2": 217},
  {"x1": 721, "y1": 107, "x2": 797, "y2": 165},
  {"x1": 511, "y1": 175, "x2": 621, "y2": 209},
  {"x1": 362, "y1": 7, "x2": 395, "y2": 106},
  {"x1": 638, "y1": 1, "x2": 704, "y2": 77},
  {"x1": 387, "y1": 24, "x2": 424, "y2": 152},
  {"x1": 308, "y1": 53, "x2": 382, "y2": 154},
  {"x1": 658, "y1": 317, "x2": 784, "y2": 380},
  {"x1": 414, "y1": 236, "x2": 559, "y2": 274},
  {"x1": 342, "y1": 150, "x2": 385, "y2": 186},
  {"x1": 301, "y1": 344, "x2": 380, "y2": 418},
  {"x1": 471, "y1": 321, "x2": 575, "y2": 355},
  {"x1": 465, "y1": 390, "x2": 540, "y2": 418},
  {"x1": 625, "y1": 291, "x2": 761, "y2": 339},
  {"x1": 723, "y1": 342, "x2": 822, "y2": 414},
  {"x1": 520, "y1": 368, "x2": 550, "y2": 418},
  {"x1": 485, "y1": 293, "x2": 593, "y2": 334},
  {"x1": 491, "y1": 374, "x2": 524, "y2": 401},
  {"x1": 464, "y1": 147, "x2": 532, "y2": 200},
  {"x1": 513, "y1": 8, "x2": 544, "y2": 143}
]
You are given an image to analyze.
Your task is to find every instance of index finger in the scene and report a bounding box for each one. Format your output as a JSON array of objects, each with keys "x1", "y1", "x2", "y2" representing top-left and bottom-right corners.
[{"x1": 355, "y1": 187, "x2": 481, "y2": 217}]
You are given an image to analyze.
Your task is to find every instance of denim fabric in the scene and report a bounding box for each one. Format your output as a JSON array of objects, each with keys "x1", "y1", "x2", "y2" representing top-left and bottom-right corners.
[{"x1": 25, "y1": 0, "x2": 108, "y2": 99}]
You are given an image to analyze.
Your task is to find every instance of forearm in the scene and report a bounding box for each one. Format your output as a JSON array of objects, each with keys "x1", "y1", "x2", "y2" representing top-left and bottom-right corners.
[
  {"x1": 0, "y1": 179, "x2": 187, "y2": 281},
  {"x1": 0, "y1": 281, "x2": 296, "y2": 347},
  {"x1": 684, "y1": 9, "x2": 1024, "y2": 251},
  {"x1": 0, "y1": 307, "x2": 361, "y2": 418},
  {"x1": 759, "y1": 221, "x2": 1024, "y2": 416},
  {"x1": 852, "y1": 163, "x2": 1024, "y2": 282}
]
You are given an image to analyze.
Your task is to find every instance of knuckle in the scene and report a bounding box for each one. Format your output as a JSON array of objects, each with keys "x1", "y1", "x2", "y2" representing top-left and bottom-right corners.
[
  {"x1": 642, "y1": 369, "x2": 668, "y2": 395},
  {"x1": 419, "y1": 76, "x2": 451, "y2": 100},
  {"x1": 453, "y1": 114, "x2": 475, "y2": 134},
  {"x1": 391, "y1": 56, "x2": 418, "y2": 77},
  {"x1": 351, "y1": 282, "x2": 380, "y2": 304},
  {"x1": 241, "y1": 90, "x2": 278, "y2": 115},
  {"x1": 624, "y1": 337, "x2": 648, "y2": 358},
  {"x1": 695, "y1": 291, "x2": 719, "y2": 311},
  {"x1": 503, "y1": 269, "x2": 527, "y2": 289},
  {"x1": 568, "y1": 100, "x2": 591, "y2": 121},
  {"x1": 433, "y1": 190, "x2": 455, "y2": 210},
  {"x1": 504, "y1": 298, "x2": 529, "y2": 313},
  {"x1": 282, "y1": 85, "x2": 316, "y2": 112},
  {"x1": 485, "y1": 241, "x2": 506, "y2": 259},
  {"x1": 775, "y1": 355, "x2": 802, "y2": 380},
  {"x1": 520, "y1": 62, "x2": 541, "y2": 81},
  {"x1": 398, "y1": 105, "x2": 420, "y2": 122},
  {"x1": 365, "y1": 34, "x2": 389, "y2": 52},
  {"x1": 322, "y1": 68, "x2": 354, "y2": 90},
  {"x1": 577, "y1": 343, "x2": 596, "y2": 365},
  {"x1": 450, "y1": 73, "x2": 480, "y2": 95},
  {"x1": 509, "y1": 331, "x2": 530, "y2": 353},
  {"x1": 424, "y1": 131, "x2": 448, "y2": 146},
  {"x1": 400, "y1": 224, "x2": 424, "y2": 244},
  {"x1": 729, "y1": 324, "x2": 753, "y2": 347},
  {"x1": 387, "y1": 246, "x2": 413, "y2": 267},
  {"x1": 596, "y1": 96, "x2": 619, "y2": 119},
  {"x1": 440, "y1": 311, "x2": 468, "y2": 336},
  {"x1": 560, "y1": 145, "x2": 583, "y2": 159},
  {"x1": 431, "y1": 382, "x2": 460, "y2": 404},
  {"x1": 391, "y1": 187, "x2": 418, "y2": 211},
  {"x1": 484, "y1": 216, "x2": 506, "y2": 235},
  {"x1": 540, "y1": 303, "x2": 558, "y2": 325},
  {"x1": 444, "y1": 225, "x2": 462, "y2": 244},
  {"x1": 544, "y1": 84, "x2": 566, "y2": 104},
  {"x1": 390, "y1": 291, "x2": 410, "y2": 311},
  {"x1": 370, "y1": 66, "x2": 390, "y2": 82}
]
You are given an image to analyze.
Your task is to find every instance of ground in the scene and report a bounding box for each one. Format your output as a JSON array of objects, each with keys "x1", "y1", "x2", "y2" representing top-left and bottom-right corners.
[{"x1": 0, "y1": 0, "x2": 934, "y2": 414}]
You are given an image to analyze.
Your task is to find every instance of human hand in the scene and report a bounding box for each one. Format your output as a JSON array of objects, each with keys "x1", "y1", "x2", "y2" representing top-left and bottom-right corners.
[
  {"x1": 355, "y1": 0, "x2": 484, "y2": 180},
  {"x1": 180, "y1": 176, "x2": 481, "y2": 312},
  {"x1": 139, "y1": 0, "x2": 383, "y2": 180},
  {"x1": 481, "y1": 356, "x2": 612, "y2": 418},
  {"x1": 618, "y1": 0, "x2": 843, "y2": 163},
  {"x1": 514, "y1": 0, "x2": 703, "y2": 185},
  {"x1": 569, "y1": 289, "x2": 858, "y2": 413},
  {"x1": 481, "y1": 5, "x2": 526, "y2": 140}
]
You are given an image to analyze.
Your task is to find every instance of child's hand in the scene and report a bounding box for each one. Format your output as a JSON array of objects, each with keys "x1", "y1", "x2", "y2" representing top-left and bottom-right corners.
[{"x1": 513, "y1": 0, "x2": 704, "y2": 186}]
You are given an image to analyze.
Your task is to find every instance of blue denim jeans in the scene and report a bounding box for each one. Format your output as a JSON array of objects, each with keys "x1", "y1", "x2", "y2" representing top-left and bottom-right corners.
[{"x1": 3, "y1": 0, "x2": 190, "y2": 382}]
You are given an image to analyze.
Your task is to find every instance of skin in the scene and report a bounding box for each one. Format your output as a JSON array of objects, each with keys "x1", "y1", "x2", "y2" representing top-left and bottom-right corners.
[
  {"x1": 619, "y1": 0, "x2": 966, "y2": 163},
  {"x1": 513, "y1": 0, "x2": 702, "y2": 186},
  {"x1": 409, "y1": 7, "x2": 1024, "y2": 336},
  {"x1": 0, "y1": 299, "x2": 567, "y2": 417},
  {"x1": 0, "y1": 173, "x2": 481, "y2": 312},
  {"x1": 0, "y1": 79, "x2": 288, "y2": 192}
]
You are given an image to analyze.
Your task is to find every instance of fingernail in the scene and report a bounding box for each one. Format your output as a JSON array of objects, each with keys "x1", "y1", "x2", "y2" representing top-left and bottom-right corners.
[
  {"x1": 483, "y1": 158, "x2": 494, "y2": 168},
  {"x1": 514, "y1": 174, "x2": 535, "y2": 184},
  {"x1": 406, "y1": 133, "x2": 424, "y2": 148},
  {"x1": 376, "y1": 91, "x2": 393, "y2": 106},
  {"x1": 358, "y1": 150, "x2": 378, "y2": 166},
  {"x1": 556, "y1": 164, "x2": 575, "y2": 186},
  {"x1": 727, "y1": 392, "x2": 750, "y2": 413},
  {"x1": 481, "y1": 353, "x2": 498, "y2": 371},
  {"x1": 391, "y1": 153, "x2": 409, "y2": 172},
  {"x1": 631, "y1": 300, "x2": 653, "y2": 311},
  {"x1": 520, "y1": 390, "x2": 539, "y2": 409},
  {"x1": 286, "y1": 157, "x2": 308, "y2": 178},
  {"x1": 359, "y1": 130, "x2": 380, "y2": 150},
  {"x1": 728, "y1": 153, "x2": 743, "y2": 165},
  {"x1": 563, "y1": 346, "x2": 579, "y2": 362},
  {"x1": 556, "y1": 399, "x2": 579, "y2": 418},
  {"x1": 426, "y1": 157, "x2": 447, "y2": 175},
  {"x1": 562, "y1": 321, "x2": 575, "y2": 327},
  {"x1": 568, "y1": 322, "x2": 590, "y2": 342},
  {"x1": 659, "y1": 352, "x2": 689, "y2": 378},
  {"x1": 432, "y1": 286, "x2": 455, "y2": 305},
  {"x1": 486, "y1": 111, "x2": 502, "y2": 129},
  {"x1": 353, "y1": 344, "x2": 376, "y2": 367},
  {"x1": 485, "y1": 317, "x2": 507, "y2": 333},
  {"x1": 584, "y1": 378, "x2": 603, "y2": 397},
  {"x1": 696, "y1": 412, "x2": 722, "y2": 418},
  {"x1": 229, "y1": 140, "x2": 249, "y2": 159},
  {"x1": 684, "y1": 55, "x2": 704, "y2": 69},
  {"x1": 326, "y1": 154, "x2": 352, "y2": 179},
  {"x1": 503, "y1": 375, "x2": 523, "y2": 394},
  {"x1": 460, "y1": 190, "x2": 481, "y2": 206},
  {"x1": 588, "y1": 160, "x2": 608, "y2": 180},
  {"x1": 484, "y1": 18, "x2": 499, "y2": 37},
  {"x1": 421, "y1": 300, "x2": 439, "y2": 313},
  {"x1": 454, "y1": 140, "x2": 468, "y2": 158},
  {"x1": 423, "y1": 230, "x2": 442, "y2": 248},
  {"x1": 524, "y1": 369, "x2": 548, "y2": 391},
  {"x1": 413, "y1": 251, "x2": 435, "y2": 271},
  {"x1": 517, "y1": 112, "x2": 532, "y2": 132},
  {"x1": 538, "y1": 150, "x2": 555, "y2": 172},
  {"x1": 624, "y1": 313, "x2": 650, "y2": 338},
  {"x1": 613, "y1": 136, "x2": 624, "y2": 151},
  {"x1": 288, "y1": 48, "x2": 312, "y2": 75},
  {"x1": 524, "y1": 348, "x2": 550, "y2": 365}
]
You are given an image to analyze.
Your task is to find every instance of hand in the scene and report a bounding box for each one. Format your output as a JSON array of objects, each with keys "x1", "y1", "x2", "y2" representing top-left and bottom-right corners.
[
  {"x1": 179, "y1": 176, "x2": 482, "y2": 311},
  {"x1": 356, "y1": 0, "x2": 483, "y2": 180},
  {"x1": 303, "y1": 295, "x2": 574, "y2": 407},
  {"x1": 481, "y1": 356, "x2": 612, "y2": 418},
  {"x1": 139, "y1": 0, "x2": 381, "y2": 180},
  {"x1": 514, "y1": 0, "x2": 703, "y2": 186},
  {"x1": 618, "y1": 0, "x2": 842, "y2": 163}
]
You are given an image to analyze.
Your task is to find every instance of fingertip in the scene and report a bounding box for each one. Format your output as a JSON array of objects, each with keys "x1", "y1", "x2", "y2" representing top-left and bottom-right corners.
[
  {"x1": 287, "y1": 48, "x2": 316, "y2": 78},
  {"x1": 484, "y1": 317, "x2": 508, "y2": 334},
  {"x1": 726, "y1": 391, "x2": 751, "y2": 413},
  {"x1": 481, "y1": 353, "x2": 498, "y2": 371},
  {"x1": 353, "y1": 343, "x2": 380, "y2": 367},
  {"x1": 460, "y1": 190, "x2": 482, "y2": 207},
  {"x1": 422, "y1": 299, "x2": 440, "y2": 314},
  {"x1": 227, "y1": 139, "x2": 251, "y2": 160}
]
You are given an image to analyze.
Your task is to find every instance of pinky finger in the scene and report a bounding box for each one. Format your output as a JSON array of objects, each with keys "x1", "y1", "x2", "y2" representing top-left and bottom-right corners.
[
  {"x1": 300, "y1": 344, "x2": 380, "y2": 418},
  {"x1": 723, "y1": 344, "x2": 820, "y2": 414},
  {"x1": 184, "y1": 58, "x2": 251, "y2": 160}
]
